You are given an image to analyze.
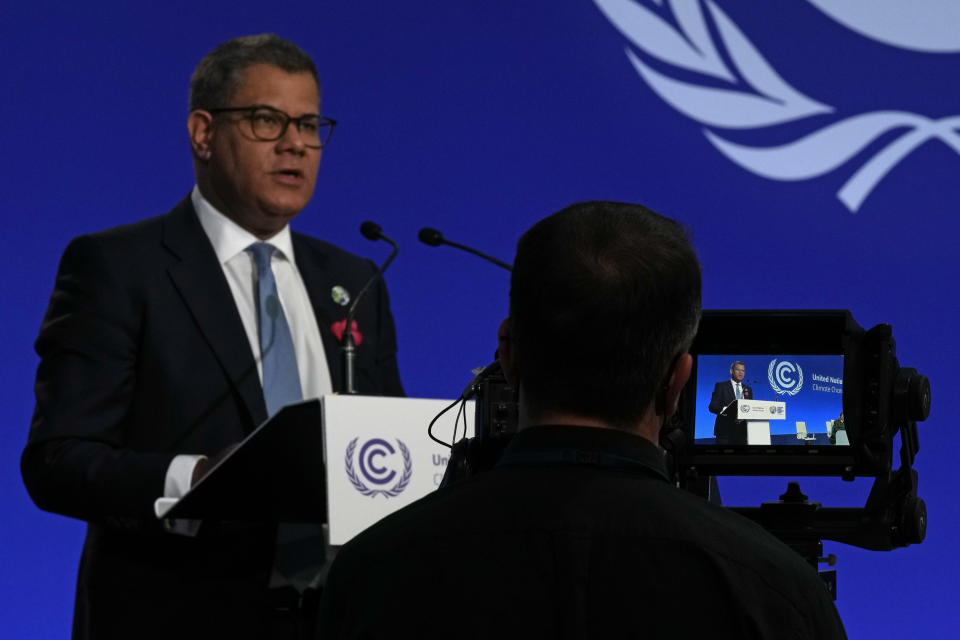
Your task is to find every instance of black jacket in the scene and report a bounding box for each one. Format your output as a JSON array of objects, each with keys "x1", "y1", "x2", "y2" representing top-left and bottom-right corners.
[
  {"x1": 22, "y1": 197, "x2": 403, "y2": 639},
  {"x1": 318, "y1": 426, "x2": 846, "y2": 639}
]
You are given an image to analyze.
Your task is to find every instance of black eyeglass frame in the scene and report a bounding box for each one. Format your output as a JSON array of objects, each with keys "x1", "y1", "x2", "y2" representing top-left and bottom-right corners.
[{"x1": 205, "y1": 105, "x2": 337, "y2": 149}]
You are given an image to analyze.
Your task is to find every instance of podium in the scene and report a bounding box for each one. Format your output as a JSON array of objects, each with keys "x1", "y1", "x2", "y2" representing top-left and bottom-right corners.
[
  {"x1": 734, "y1": 399, "x2": 786, "y2": 445},
  {"x1": 155, "y1": 400, "x2": 326, "y2": 522},
  {"x1": 155, "y1": 395, "x2": 471, "y2": 545},
  {"x1": 322, "y1": 395, "x2": 474, "y2": 545}
]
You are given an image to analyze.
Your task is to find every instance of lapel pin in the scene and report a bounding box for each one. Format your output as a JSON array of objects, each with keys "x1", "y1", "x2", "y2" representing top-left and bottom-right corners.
[{"x1": 331, "y1": 285, "x2": 351, "y2": 306}]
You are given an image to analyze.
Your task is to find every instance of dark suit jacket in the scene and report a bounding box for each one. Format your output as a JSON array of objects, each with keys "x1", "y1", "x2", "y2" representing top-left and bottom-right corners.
[
  {"x1": 21, "y1": 197, "x2": 403, "y2": 639},
  {"x1": 318, "y1": 426, "x2": 846, "y2": 639},
  {"x1": 708, "y1": 380, "x2": 753, "y2": 444}
]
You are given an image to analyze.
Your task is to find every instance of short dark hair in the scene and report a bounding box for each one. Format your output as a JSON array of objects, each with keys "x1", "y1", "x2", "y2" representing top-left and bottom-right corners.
[
  {"x1": 509, "y1": 201, "x2": 701, "y2": 429},
  {"x1": 189, "y1": 34, "x2": 320, "y2": 110}
]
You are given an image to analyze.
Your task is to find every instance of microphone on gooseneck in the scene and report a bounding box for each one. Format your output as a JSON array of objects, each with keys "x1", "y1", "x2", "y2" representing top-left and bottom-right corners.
[
  {"x1": 417, "y1": 227, "x2": 511, "y2": 452},
  {"x1": 360, "y1": 220, "x2": 385, "y2": 242},
  {"x1": 417, "y1": 227, "x2": 513, "y2": 272},
  {"x1": 720, "y1": 399, "x2": 737, "y2": 416},
  {"x1": 340, "y1": 221, "x2": 399, "y2": 395}
]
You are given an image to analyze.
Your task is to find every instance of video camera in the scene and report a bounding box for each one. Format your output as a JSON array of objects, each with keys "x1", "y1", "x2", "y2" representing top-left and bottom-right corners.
[
  {"x1": 668, "y1": 310, "x2": 930, "y2": 591},
  {"x1": 440, "y1": 310, "x2": 930, "y2": 595}
]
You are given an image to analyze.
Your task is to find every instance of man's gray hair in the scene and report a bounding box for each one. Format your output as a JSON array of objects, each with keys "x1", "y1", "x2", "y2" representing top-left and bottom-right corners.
[{"x1": 189, "y1": 34, "x2": 319, "y2": 110}]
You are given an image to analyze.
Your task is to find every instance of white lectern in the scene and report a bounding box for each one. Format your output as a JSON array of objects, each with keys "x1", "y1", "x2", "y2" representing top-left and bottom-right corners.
[
  {"x1": 734, "y1": 399, "x2": 786, "y2": 445},
  {"x1": 322, "y1": 395, "x2": 474, "y2": 545}
]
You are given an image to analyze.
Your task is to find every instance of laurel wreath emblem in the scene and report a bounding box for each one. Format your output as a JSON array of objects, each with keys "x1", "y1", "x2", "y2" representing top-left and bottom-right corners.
[
  {"x1": 594, "y1": 0, "x2": 960, "y2": 212},
  {"x1": 344, "y1": 437, "x2": 413, "y2": 498},
  {"x1": 768, "y1": 359, "x2": 804, "y2": 396}
]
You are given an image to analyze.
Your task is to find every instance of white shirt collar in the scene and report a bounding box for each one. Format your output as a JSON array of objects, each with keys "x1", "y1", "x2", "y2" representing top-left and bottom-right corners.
[{"x1": 191, "y1": 185, "x2": 296, "y2": 265}]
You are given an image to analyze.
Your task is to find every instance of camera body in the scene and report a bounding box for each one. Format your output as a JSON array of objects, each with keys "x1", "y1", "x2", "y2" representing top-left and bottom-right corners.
[{"x1": 449, "y1": 309, "x2": 929, "y2": 555}]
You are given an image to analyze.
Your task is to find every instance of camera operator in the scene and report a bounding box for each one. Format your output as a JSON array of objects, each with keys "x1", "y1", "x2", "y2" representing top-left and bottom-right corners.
[{"x1": 317, "y1": 202, "x2": 845, "y2": 638}]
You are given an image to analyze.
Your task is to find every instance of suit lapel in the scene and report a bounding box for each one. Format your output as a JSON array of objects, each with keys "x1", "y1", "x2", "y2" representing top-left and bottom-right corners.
[
  {"x1": 292, "y1": 234, "x2": 346, "y2": 393},
  {"x1": 162, "y1": 198, "x2": 268, "y2": 427}
]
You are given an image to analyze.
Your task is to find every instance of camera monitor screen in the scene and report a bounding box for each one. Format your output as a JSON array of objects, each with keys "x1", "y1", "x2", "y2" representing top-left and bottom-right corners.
[{"x1": 693, "y1": 354, "x2": 847, "y2": 446}]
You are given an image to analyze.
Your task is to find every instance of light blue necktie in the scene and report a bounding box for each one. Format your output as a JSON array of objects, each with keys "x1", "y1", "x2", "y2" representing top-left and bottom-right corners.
[
  {"x1": 248, "y1": 243, "x2": 302, "y2": 417},
  {"x1": 248, "y1": 243, "x2": 324, "y2": 592}
]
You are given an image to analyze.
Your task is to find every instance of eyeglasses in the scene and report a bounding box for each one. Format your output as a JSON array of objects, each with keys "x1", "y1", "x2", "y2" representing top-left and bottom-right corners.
[{"x1": 206, "y1": 105, "x2": 337, "y2": 149}]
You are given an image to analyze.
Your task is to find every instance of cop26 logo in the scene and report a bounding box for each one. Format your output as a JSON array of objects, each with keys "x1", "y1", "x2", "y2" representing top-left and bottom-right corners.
[
  {"x1": 345, "y1": 437, "x2": 413, "y2": 498},
  {"x1": 768, "y1": 359, "x2": 804, "y2": 396},
  {"x1": 594, "y1": 0, "x2": 960, "y2": 212}
]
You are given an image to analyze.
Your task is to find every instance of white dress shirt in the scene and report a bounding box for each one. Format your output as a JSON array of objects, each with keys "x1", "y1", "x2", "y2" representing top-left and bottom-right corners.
[{"x1": 158, "y1": 187, "x2": 332, "y2": 529}]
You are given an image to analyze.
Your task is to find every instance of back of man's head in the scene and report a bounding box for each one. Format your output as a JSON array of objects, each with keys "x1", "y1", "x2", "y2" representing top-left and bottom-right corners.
[
  {"x1": 189, "y1": 33, "x2": 319, "y2": 110},
  {"x1": 509, "y1": 201, "x2": 701, "y2": 429}
]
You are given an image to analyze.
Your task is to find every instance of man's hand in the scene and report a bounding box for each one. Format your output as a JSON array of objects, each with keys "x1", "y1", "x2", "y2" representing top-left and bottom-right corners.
[{"x1": 190, "y1": 443, "x2": 241, "y2": 487}]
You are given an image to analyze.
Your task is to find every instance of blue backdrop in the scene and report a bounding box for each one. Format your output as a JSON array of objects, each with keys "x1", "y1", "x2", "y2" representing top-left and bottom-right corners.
[{"x1": 3, "y1": 1, "x2": 957, "y2": 636}]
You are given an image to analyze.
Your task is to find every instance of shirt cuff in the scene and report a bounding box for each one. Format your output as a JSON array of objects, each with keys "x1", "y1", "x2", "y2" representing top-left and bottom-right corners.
[
  {"x1": 166, "y1": 454, "x2": 206, "y2": 497},
  {"x1": 157, "y1": 454, "x2": 207, "y2": 537}
]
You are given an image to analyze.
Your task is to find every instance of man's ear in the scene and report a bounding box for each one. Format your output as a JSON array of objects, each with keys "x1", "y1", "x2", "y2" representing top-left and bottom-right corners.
[
  {"x1": 662, "y1": 353, "x2": 693, "y2": 419},
  {"x1": 497, "y1": 317, "x2": 517, "y2": 385},
  {"x1": 187, "y1": 110, "x2": 214, "y2": 162}
]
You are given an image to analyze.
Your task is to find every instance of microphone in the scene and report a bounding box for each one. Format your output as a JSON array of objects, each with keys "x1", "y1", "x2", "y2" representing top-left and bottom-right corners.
[
  {"x1": 341, "y1": 221, "x2": 399, "y2": 395},
  {"x1": 417, "y1": 227, "x2": 512, "y2": 271},
  {"x1": 360, "y1": 220, "x2": 384, "y2": 241},
  {"x1": 720, "y1": 398, "x2": 738, "y2": 417},
  {"x1": 417, "y1": 227, "x2": 444, "y2": 246}
]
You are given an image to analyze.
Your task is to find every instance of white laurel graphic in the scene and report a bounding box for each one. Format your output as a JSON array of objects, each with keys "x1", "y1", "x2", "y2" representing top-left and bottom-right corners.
[
  {"x1": 805, "y1": 0, "x2": 960, "y2": 53},
  {"x1": 593, "y1": 0, "x2": 960, "y2": 212},
  {"x1": 767, "y1": 359, "x2": 804, "y2": 396}
]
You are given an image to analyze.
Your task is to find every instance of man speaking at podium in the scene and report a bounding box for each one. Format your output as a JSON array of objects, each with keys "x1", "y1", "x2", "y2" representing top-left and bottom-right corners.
[
  {"x1": 21, "y1": 35, "x2": 402, "y2": 639},
  {"x1": 709, "y1": 360, "x2": 753, "y2": 444},
  {"x1": 317, "y1": 203, "x2": 844, "y2": 638}
]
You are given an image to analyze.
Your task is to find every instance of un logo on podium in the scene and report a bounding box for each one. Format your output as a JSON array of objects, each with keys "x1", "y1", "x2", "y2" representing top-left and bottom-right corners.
[{"x1": 344, "y1": 437, "x2": 413, "y2": 498}]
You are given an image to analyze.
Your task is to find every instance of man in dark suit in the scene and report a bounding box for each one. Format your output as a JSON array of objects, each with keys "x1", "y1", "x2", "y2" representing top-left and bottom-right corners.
[
  {"x1": 317, "y1": 202, "x2": 845, "y2": 639},
  {"x1": 21, "y1": 35, "x2": 402, "y2": 639},
  {"x1": 709, "y1": 360, "x2": 753, "y2": 444}
]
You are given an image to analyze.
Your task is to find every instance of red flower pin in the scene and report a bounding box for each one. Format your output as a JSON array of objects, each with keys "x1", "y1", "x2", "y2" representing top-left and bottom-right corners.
[{"x1": 331, "y1": 319, "x2": 363, "y2": 345}]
